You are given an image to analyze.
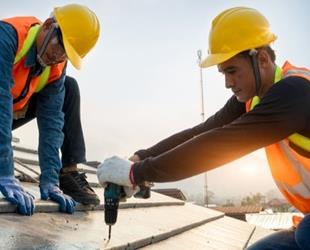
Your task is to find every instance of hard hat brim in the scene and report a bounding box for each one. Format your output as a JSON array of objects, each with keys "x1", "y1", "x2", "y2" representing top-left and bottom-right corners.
[
  {"x1": 200, "y1": 51, "x2": 240, "y2": 68},
  {"x1": 53, "y1": 6, "x2": 83, "y2": 70},
  {"x1": 63, "y1": 36, "x2": 82, "y2": 70}
]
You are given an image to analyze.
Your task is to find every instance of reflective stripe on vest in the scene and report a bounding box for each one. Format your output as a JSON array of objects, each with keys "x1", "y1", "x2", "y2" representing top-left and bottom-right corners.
[
  {"x1": 248, "y1": 63, "x2": 310, "y2": 152},
  {"x1": 266, "y1": 140, "x2": 310, "y2": 214},
  {"x1": 283, "y1": 62, "x2": 310, "y2": 151},
  {"x1": 276, "y1": 141, "x2": 310, "y2": 199},
  {"x1": 14, "y1": 25, "x2": 51, "y2": 93}
]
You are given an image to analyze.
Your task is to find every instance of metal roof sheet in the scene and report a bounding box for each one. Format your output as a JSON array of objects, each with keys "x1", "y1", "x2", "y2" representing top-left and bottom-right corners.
[
  {"x1": 143, "y1": 215, "x2": 272, "y2": 249},
  {"x1": 246, "y1": 212, "x2": 304, "y2": 230},
  {"x1": 213, "y1": 206, "x2": 263, "y2": 214},
  {"x1": 152, "y1": 188, "x2": 187, "y2": 201}
]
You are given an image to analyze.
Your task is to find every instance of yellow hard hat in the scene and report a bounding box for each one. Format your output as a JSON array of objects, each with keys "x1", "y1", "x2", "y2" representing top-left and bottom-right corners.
[
  {"x1": 201, "y1": 7, "x2": 277, "y2": 68},
  {"x1": 53, "y1": 4, "x2": 100, "y2": 69}
]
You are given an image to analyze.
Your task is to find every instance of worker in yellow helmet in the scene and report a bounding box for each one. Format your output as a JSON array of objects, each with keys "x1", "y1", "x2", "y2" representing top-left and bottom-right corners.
[
  {"x1": 0, "y1": 4, "x2": 100, "y2": 215},
  {"x1": 97, "y1": 7, "x2": 310, "y2": 248}
]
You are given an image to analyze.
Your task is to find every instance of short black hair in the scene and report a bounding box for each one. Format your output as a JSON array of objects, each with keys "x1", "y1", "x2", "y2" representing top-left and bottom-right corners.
[{"x1": 240, "y1": 46, "x2": 276, "y2": 62}]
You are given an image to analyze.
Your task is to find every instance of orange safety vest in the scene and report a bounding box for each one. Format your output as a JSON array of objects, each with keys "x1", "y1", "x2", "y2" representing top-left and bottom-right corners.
[
  {"x1": 2, "y1": 17, "x2": 66, "y2": 111},
  {"x1": 246, "y1": 62, "x2": 310, "y2": 219}
]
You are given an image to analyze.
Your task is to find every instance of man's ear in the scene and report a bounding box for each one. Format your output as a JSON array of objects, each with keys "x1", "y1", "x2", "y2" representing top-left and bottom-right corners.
[{"x1": 258, "y1": 49, "x2": 270, "y2": 69}]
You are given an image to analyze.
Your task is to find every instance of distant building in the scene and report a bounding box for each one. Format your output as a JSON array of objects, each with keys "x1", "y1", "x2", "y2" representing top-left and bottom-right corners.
[
  {"x1": 152, "y1": 188, "x2": 187, "y2": 201},
  {"x1": 212, "y1": 205, "x2": 263, "y2": 221},
  {"x1": 267, "y1": 198, "x2": 291, "y2": 212}
]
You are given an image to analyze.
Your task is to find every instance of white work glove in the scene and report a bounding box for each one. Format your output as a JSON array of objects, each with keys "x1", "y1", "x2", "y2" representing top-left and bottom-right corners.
[{"x1": 97, "y1": 156, "x2": 139, "y2": 198}]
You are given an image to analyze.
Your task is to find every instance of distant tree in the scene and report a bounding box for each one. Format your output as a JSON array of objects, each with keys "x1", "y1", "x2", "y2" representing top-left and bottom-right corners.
[
  {"x1": 186, "y1": 192, "x2": 203, "y2": 205},
  {"x1": 186, "y1": 190, "x2": 215, "y2": 206},
  {"x1": 265, "y1": 189, "x2": 282, "y2": 201},
  {"x1": 223, "y1": 199, "x2": 235, "y2": 207},
  {"x1": 267, "y1": 198, "x2": 291, "y2": 212},
  {"x1": 241, "y1": 192, "x2": 264, "y2": 206},
  {"x1": 276, "y1": 204, "x2": 291, "y2": 212}
]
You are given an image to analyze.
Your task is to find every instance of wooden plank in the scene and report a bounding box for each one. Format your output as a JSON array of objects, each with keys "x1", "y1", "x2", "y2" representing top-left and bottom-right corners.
[
  {"x1": 0, "y1": 184, "x2": 185, "y2": 213},
  {"x1": 14, "y1": 157, "x2": 39, "y2": 166},
  {"x1": 14, "y1": 158, "x2": 40, "y2": 175},
  {"x1": 13, "y1": 145, "x2": 38, "y2": 154},
  {"x1": 14, "y1": 167, "x2": 39, "y2": 183}
]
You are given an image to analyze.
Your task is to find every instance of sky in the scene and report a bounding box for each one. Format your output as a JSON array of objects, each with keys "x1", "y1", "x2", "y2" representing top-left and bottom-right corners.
[{"x1": 3, "y1": 0, "x2": 310, "y2": 201}]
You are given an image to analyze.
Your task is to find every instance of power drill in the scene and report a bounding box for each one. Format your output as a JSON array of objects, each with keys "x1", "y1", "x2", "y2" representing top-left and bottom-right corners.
[{"x1": 104, "y1": 182, "x2": 151, "y2": 240}]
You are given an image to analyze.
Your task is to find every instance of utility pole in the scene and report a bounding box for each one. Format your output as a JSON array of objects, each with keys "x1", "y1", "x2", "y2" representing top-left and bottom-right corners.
[{"x1": 197, "y1": 50, "x2": 208, "y2": 207}]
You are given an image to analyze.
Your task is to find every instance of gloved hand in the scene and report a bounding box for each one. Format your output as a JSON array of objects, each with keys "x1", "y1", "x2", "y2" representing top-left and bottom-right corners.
[
  {"x1": 97, "y1": 156, "x2": 139, "y2": 198},
  {"x1": 40, "y1": 183, "x2": 76, "y2": 214},
  {"x1": 129, "y1": 154, "x2": 154, "y2": 193},
  {"x1": 0, "y1": 176, "x2": 35, "y2": 216}
]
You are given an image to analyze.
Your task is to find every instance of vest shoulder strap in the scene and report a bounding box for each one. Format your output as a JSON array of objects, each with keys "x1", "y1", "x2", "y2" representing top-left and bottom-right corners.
[{"x1": 14, "y1": 24, "x2": 41, "y2": 64}]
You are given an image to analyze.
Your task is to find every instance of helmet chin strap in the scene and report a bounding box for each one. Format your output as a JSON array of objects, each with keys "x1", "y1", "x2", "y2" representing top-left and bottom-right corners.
[
  {"x1": 37, "y1": 23, "x2": 58, "y2": 67},
  {"x1": 249, "y1": 49, "x2": 262, "y2": 97}
]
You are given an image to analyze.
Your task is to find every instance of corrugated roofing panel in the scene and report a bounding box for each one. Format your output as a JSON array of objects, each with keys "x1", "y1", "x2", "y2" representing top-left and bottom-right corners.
[
  {"x1": 246, "y1": 212, "x2": 304, "y2": 230},
  {"x1": 213, "y1": 206, "x2": 263, "y2": 214}
]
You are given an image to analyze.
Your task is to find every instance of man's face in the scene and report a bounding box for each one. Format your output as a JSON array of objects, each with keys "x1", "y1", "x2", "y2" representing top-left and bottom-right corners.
[
  {"x1": 42, "y1": 28, "x2": 67, "y2": 65},
  {"x1": 218, "y1": 54, "x2": 256, "y2": 102},
  {"x1": 36, "y1": 20, "x2": 67, "y2": 66}
]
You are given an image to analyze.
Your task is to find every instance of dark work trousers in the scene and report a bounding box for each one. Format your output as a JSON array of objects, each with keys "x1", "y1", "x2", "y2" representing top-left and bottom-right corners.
[{"x1": 12, "y1": 76, "x2": 86, "y2": 169}]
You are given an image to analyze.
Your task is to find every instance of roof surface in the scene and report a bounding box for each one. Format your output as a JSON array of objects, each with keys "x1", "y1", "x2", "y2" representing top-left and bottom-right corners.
[{"x1": 0, "y1": 141, "x2": 273, "y2": 249}]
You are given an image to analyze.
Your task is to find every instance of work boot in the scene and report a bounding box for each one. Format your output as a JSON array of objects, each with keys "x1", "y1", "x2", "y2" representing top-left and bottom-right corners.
[{"x1": 59, "y1": 171, "x2": 100, "y2": 205}]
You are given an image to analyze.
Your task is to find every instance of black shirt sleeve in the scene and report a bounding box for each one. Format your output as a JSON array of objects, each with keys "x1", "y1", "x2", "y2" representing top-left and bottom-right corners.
[
  {"x1": 133, "y1": 76, "x2": 310, "y2": 184},
  {"x1": 135, "y1": 95, "x2": 245, "y2": 159}
]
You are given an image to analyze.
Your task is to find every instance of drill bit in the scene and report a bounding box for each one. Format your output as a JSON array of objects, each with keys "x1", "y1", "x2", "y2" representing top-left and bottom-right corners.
[
  {"x1": 105, "y1": 183, "x2": 122, "y2": 241},
  {"x1": 108, "y1": 225, "x2": 112, "y2": 240}
]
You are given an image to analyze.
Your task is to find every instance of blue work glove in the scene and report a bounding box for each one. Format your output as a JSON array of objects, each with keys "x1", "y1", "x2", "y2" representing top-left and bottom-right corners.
[
  {"x1": 0, "y1": 176, "x2": 35, "y2": 216},
  {"x1": 40, "y1": 183, "x2": 76, "y2": 214}
]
